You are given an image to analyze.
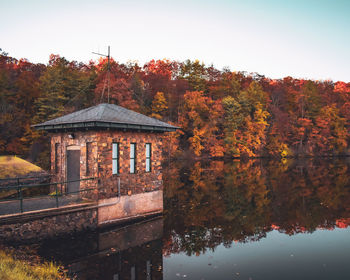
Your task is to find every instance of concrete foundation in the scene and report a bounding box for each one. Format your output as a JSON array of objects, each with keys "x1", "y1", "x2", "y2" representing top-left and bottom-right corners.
[
  {"x1": 0, "y1": 190, "x2": 163, "y2": 242},
  {"x1": 98, "y1": 190, "x2": 163, "y2": 226}
]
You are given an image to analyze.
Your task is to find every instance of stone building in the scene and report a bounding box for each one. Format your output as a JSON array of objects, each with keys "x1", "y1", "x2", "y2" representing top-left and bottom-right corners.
[{"x1": 34, "y1": 103, "x2": 178, "y2": 224}]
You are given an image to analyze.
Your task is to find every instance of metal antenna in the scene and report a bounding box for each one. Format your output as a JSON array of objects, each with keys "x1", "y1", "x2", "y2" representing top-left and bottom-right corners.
[{"x1": 92, "y1": 46, "x2": 111, "y2": 103}]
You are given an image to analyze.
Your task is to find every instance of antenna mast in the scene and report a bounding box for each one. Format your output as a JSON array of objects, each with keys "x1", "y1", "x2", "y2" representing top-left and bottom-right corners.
[{"x1": 92, "y1": 46, "x2": 111, "y2": 103}]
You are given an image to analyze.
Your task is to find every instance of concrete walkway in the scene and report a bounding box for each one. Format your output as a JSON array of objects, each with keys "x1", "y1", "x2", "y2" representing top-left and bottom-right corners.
[{"x1": 0, "y1": 195, "x2": 88, "y2": 216}]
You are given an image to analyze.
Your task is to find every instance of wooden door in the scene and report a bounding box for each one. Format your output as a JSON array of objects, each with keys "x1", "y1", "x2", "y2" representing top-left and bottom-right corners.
[{"x1": 67, "y1": 149, "x2": 80, "y2": 194}]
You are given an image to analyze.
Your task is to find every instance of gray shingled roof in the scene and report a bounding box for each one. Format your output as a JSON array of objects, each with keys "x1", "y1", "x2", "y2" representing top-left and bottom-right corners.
[{"x1": 33, "y1": 103, "x2": 178, "y2": 132}]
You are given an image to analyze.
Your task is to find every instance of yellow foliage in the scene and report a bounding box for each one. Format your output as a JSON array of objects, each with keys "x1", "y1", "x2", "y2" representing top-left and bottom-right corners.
[
  {"x1": 181, "y1": 91, "x2": 224, "y2": 157},
  {"x1": 189, "y1": 128, "x2": 206, "y2": 156},
  {"x1": 151, "y1": 91, "x2": 168, "y2": 120},
  {"x1": 279, "y1": 143, "x2": 291, "y2": 158}
]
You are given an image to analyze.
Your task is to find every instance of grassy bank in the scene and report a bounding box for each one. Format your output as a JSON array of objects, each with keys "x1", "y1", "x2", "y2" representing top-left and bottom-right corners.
[
  {"x1": 0, "y1": 249, "x2": 66, "y2": 280},
  {"x1": 0, "y1": 156, "x2": 44, "y2": 178}
]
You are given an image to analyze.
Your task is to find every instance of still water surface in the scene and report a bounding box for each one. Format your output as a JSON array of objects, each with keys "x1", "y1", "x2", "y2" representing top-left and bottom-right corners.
[{"x1": 21, "y1": 159, "x2": 350, "y2": 279}]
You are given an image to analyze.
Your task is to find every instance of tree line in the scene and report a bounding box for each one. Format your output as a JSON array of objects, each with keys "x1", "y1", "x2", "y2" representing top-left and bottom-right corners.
[{"x1": 1, "y1": 49, "x2": 350, "y2": 168}]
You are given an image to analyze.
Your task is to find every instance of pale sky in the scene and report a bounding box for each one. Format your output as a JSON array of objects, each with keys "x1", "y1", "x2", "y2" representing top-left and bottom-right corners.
[{"x1": 1, "y1": 0, "x2": 349, "y2": 82}]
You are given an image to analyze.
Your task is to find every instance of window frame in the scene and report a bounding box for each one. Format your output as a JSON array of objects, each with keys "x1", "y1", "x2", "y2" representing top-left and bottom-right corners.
[
  {"x1": 112, "y1": 142, "x2": 120, "y2": 175},
  {"x1": 130, "y1": 143, "x2": 136, "y2": 174},
  {"x1": 145, "y1": 143, "x2": 151, "y2": 172}
]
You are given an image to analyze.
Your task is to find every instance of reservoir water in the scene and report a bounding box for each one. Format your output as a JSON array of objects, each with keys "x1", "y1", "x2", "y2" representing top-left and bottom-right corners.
[{"x1": 9, "y1": 158, "x2": 350, "y2": 279}]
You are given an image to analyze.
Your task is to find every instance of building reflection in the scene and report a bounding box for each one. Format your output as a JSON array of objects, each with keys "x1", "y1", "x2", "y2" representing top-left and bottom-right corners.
[
  {"x1": 69, "y1": 240, "x2": 163, "y2": 280},
  {"x1": 37, "y1": 217, "x2": 163, "y2": 280}
]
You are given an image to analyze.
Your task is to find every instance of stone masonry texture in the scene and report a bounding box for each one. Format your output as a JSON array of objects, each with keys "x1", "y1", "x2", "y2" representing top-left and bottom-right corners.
[
  {"x1": 0, "y1": 206, "x2": 97, "y2": 242},
  {"x1": 51, "y1": 130, "x2": 164, "y2": 199}
]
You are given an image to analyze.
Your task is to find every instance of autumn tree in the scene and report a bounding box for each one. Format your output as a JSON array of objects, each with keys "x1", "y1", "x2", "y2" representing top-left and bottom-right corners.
[
  {"x1": 179, "y1": 91, "x2": 224, "y2": 157},
  {"x1": 32, "y1": 55, "x2": 96, "y2": 167},
  {"x1": 0, "y1": 54, "x2": 44, "y2": 157},
  {"x1": 223, "y1": 81, "x2": 270, "y2": 157},
  {"x1": 209, "y1": 71, "x2": 242, "y2": 99},
  {"x1": 1, "y1": 52, "x2": 350, "y2": 162},
  {"x1": 180, "y1": 60, "x2": 207, "y2": 92},
  {"x1": 94, "y1": 58, "x2": 139, "y2": 111},
  {"x1": 151, "y1": 91, "x2": 168, "y2": 120}
]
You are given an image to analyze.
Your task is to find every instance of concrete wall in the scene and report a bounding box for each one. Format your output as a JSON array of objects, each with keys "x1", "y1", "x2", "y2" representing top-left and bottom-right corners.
[{"x1": 98, "y1": 190, "x2": 163, "y2": 226}]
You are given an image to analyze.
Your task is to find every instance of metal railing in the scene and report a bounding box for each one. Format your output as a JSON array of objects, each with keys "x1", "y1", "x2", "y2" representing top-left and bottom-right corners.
[
  {"x1": 0, "y1": 177, "x2": 97, "y2": 214},
  {"x1": 0, "y1": 174, "x2": 53, "y2": 182}
]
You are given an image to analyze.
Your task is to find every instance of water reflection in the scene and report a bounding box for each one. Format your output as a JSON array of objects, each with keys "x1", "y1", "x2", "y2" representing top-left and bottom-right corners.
[
  {"x1": 5, "y1": 158, "x2": 350, "y2": 279},
  {"x1": 163, "y1": 158, "x2": 350, "y2": 256},
  {"x1": 37, "y1": 218, "x2": 163, "y2": 279}
]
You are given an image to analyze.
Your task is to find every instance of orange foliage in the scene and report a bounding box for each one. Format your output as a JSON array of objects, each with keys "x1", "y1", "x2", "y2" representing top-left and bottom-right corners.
[
  {"x1": 180, "y1": 91, "x2": 224, "y2": 156},
  {"x1": 1, "y1": 51, "x2": 350, "y2": 161}
]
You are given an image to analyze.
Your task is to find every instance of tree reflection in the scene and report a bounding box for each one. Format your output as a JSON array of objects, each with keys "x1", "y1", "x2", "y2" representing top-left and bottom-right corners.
[{"x1": 163, "y1": 158, "x2": 350, "y2": 256}]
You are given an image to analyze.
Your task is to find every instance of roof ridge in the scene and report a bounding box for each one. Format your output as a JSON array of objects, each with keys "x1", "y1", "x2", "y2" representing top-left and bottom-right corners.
[
  {"x1": 33, "y1": 104, "x2": 97, "y2": 125},
  {"x1": 107, "y1": 103, "x2": 172, "y2": 126},
  {"x1": 96, "y1": 103, "x2": 108, "y2": 120},
  {"x1": 70, "y1": 104, "x2": 99, "y2": 118}
]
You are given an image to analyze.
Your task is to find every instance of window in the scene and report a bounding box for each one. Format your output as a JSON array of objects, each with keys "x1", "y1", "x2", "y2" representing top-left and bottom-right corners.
[
  {"x1": 146, "y1": 143, "x2": 151, "y2": 172},
  {"x1": 112, "y1": 143, "x2": 119, "y2": 175},
  {"x1": 130, "y1": 143, "x2": 136, "y2": 173},
  {"x1": 86, "y1": 142, "x2": 92, "y2": 176},
  {"x1": 55, "y1": 143, "x2": 60, "y2": 173},
  {"x1": 146, "y1": 260, "x2": 151, "y2": 280},
  {"x1": 131, "y1": 266, "x2": 136, "y2": 280}
]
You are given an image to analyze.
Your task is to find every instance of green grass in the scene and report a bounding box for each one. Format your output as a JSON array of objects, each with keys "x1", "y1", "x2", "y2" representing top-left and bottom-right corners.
[
  {"x1": 0, "y1": 156, "x2": 43, "y2": 179},
  {"x1": 0, "y1": 250, "x2": 65, "y2": 280}
]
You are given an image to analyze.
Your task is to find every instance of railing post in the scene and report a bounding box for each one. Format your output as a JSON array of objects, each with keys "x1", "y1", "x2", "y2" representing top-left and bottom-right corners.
[
  {"x1": 16, "y1": 179, "x2": 20, "y2": 202},
  {"x1": 55, "y1": 183, "x2": 59, "y2": 208},
  {"x1": 118, "y1": 177, "x2": 121, "y2": 197},
  {"x1": 17, "y1": 178, "x2": 23, "y2": 213}
]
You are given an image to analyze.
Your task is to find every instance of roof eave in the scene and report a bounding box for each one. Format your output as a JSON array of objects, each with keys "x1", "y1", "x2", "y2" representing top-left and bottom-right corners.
[{"x1": 32, "y1": 121, "x2": 178, "y2": 132}]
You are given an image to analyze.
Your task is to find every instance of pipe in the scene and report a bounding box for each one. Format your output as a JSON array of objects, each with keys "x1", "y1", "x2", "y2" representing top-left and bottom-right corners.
[{"x1": 97, "y1": 177, "x2": 121, "y2": 208}]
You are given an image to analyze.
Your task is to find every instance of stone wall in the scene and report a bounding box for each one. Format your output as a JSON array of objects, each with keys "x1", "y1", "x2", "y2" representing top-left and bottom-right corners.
[
  {"x1": 51, "y1": 131, "x2": 99, "y2": 199},
  {"x1": 51, "y1": 130, "x2": 164, "y2": 199},
  {"x1": 96, "y1": 131, "x2": 163, "y2": 198},
  {"x1": 0, "y1": 204, "x2": 98, "y2": 242}
]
